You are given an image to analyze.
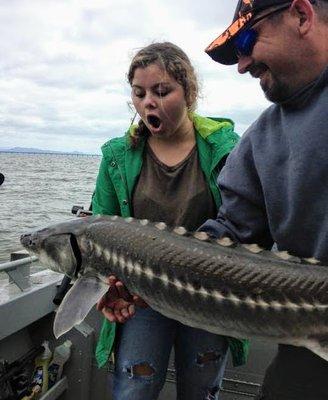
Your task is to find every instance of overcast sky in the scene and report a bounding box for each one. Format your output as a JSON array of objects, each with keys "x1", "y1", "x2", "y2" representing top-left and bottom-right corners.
[{"x1": 0, "y1": 0, "x2": 270, "y2": 154}]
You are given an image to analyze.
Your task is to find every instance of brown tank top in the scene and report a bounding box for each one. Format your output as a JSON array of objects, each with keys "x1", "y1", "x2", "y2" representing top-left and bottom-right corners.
[{"x1": 132, "y1": 143, "x2": 216, "y2": 231}]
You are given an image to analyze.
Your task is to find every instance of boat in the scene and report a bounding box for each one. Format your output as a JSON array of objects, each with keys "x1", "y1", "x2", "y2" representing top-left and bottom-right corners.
[{"x1": 0, "y1": 208, "x2": 277, "y2": 399}]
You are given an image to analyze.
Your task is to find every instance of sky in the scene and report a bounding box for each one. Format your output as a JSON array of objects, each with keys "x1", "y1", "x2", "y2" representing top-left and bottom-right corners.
[{"x1": 0, "y1": 0, "x2": 270, "y2": 154}]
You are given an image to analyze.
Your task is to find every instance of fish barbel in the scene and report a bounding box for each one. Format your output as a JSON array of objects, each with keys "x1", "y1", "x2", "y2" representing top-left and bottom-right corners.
[{"x1": 21, "y1": 215, "x2": 328, "y2": 360}]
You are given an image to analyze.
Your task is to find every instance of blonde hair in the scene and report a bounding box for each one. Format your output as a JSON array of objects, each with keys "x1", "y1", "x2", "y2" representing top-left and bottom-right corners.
[{"x1": 127, "y1": 42, "x2": 199, "y2": 147}]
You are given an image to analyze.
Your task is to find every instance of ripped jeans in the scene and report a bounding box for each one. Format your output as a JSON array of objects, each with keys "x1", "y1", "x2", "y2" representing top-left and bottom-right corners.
[{"x1": 113, "y1": 307, "x2": 229, "y2": 400}]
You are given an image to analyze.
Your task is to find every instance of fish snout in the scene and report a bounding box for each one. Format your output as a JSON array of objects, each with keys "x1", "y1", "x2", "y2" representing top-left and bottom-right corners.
[{"x1": 20, "y1": 232, "x2": 38, "y2": 251}]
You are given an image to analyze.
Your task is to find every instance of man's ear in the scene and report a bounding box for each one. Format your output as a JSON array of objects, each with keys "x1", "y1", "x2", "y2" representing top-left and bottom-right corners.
[{"x1": 290, "y1": 0, "x2": 315, "y2": 35}]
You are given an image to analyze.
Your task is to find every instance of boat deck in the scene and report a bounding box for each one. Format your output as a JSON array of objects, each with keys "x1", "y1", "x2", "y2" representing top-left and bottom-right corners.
[{"x1": 0, "y1": 254, "x2": 276, "y2": 399}]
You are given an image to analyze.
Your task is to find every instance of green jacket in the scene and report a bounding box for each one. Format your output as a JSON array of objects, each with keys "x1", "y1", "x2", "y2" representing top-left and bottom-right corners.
[{"x1": 92, "y1": 113, "x2": 249, "y2": 368}]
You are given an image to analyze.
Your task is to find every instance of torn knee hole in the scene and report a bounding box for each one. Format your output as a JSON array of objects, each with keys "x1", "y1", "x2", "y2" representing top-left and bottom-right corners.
[
  {"x1": 127, "y1": 362, "x2": 155, "y2": 377},
  {"x1": 197, "y1": 351, "x2": 220, "y2": 365}
]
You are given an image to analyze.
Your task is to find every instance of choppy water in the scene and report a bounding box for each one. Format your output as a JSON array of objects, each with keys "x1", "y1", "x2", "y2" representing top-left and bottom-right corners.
[{"x1": 0, "y1": 153, "x2": 101, "y2": 263}]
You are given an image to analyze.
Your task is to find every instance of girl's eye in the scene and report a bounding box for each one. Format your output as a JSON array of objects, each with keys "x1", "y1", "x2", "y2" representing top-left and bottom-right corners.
[
  {"x1": 133, "y1": 89, "x2": 144, "y2": 98},
  {"x1": 156, "y1": 89, "x2": 169, "y2": 97}
]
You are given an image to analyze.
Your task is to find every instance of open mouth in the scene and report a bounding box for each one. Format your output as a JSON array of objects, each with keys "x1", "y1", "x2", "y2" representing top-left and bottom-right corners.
[{"x1": 147, "y1": 115, "x2": 161, "y2": 129}]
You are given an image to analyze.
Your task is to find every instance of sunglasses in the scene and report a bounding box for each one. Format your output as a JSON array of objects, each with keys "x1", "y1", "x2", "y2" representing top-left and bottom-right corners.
[{"x1": 234, "y1": 4, "x2": 291, "y2": 58}]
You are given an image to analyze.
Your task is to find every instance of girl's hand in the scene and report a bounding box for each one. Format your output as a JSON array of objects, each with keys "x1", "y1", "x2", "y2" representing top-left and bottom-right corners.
[{"x1": 97, "y1": 275, "x2": 148, "y2": 323}]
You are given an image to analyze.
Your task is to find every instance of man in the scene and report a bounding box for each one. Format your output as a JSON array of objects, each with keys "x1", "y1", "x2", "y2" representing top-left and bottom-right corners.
[{"x1": 203, "y1": 0, "x2": 328, "y2": 399}]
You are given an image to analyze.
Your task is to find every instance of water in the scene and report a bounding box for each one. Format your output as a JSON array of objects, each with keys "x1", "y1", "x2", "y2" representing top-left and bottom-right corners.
[{"x1": 0, "y1": 153, "x2": 101, "y2": 263}]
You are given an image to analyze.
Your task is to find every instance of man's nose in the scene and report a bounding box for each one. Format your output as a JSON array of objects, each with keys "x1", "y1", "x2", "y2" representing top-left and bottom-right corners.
[{"x1": 238, "y1": 55, "x2": 253, "y2": 74}]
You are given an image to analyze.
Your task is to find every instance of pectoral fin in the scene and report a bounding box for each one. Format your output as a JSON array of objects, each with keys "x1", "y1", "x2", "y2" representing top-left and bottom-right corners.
[
  {"x1": 306, "y1": 337, "x2": 328, "y2": 362},
  {"x1": 53, "y1": 275, "x2": 108, "y2": 338}
]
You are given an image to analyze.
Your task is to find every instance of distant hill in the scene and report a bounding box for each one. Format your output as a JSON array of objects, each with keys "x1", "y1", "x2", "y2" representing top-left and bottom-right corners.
[{"x1": 0, "y1": 147, "x2": 95, "y2": 155}]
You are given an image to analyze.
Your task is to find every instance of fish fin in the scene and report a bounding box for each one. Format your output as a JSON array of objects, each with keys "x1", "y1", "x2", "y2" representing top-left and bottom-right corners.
[
  {"x1": 306, "y1": 337, "x2": 328, "y2": 362},
  {"x1": 53, "y1": 275, "x2": 108, "y2": 338}
]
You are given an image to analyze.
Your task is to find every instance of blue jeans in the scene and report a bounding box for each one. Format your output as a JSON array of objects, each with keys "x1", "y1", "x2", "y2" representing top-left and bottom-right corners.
[{"x1": 113, "y1": 307, "x2": 229, "y2": 400}]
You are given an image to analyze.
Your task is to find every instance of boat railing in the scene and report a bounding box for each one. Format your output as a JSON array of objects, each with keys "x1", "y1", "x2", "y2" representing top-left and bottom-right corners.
[
  {"x1": 0, "y1": 252, "x2": 64, "y2": 342},
  {"x1": 0, "y1": 253, "x2": 38, "y2": 291}
]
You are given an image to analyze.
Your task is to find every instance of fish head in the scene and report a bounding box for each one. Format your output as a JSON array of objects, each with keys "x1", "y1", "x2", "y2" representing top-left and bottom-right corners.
[{"x1": 20, "y1": 217, "x2": 91, "y2": 278}]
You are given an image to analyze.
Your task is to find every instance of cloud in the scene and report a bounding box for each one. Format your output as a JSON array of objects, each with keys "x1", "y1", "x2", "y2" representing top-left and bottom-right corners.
[{"x1": 0, "y1": 0, "x2": 269, "y2": 154}]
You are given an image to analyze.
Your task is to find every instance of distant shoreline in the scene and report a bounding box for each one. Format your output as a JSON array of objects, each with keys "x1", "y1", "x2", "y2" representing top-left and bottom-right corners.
[{"x1": 0, "y1": 150, "x2": 100, "y2": 157}]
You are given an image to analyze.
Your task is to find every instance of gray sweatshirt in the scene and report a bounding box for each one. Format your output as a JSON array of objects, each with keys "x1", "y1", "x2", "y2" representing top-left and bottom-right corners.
[{"x1": 202, "y1": 66, "x2": 328, "y2": 262}]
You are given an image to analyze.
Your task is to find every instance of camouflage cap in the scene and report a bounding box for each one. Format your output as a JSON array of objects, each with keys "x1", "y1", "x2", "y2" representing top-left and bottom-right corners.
[{"x1": 205, "y1": 0, "x2": 293, "y2": 65}]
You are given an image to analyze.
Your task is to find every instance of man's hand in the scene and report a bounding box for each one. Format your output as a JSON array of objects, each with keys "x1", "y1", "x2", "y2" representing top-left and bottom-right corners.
[{"x1": 97, "y1": 275, "x2": 148, "y2": 323}]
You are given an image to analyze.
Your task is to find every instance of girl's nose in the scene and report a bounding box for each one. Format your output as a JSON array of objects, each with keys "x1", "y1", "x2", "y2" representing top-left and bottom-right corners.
[{"x1": 144, "y1": 92, "x2": 157, "y2": 109}]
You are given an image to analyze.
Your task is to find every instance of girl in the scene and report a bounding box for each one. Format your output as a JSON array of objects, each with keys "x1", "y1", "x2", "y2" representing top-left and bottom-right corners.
[{"x1": 92, "y1": 42, "x2": 248, "y2": 400}]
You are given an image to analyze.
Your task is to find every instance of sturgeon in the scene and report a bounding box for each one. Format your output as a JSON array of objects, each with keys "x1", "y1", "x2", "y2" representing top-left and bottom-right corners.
[{"x1": 21, "y1": 215, "x2": 328, "y2": 361}]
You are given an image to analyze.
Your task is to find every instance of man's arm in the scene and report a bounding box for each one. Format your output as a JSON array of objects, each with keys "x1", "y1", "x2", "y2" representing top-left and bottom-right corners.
[{"x1": 201, "y1": 134, "x2": 274, "y2": 250}]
